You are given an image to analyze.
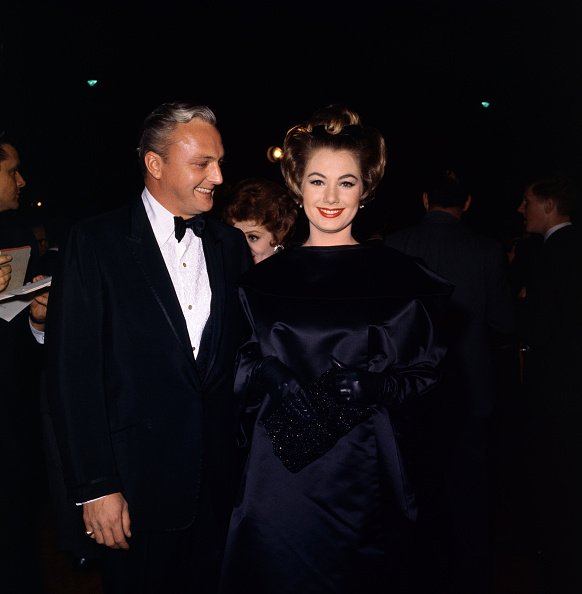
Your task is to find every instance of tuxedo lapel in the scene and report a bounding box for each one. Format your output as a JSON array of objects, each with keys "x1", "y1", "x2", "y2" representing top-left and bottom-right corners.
[
  {"x1": 198, "y1": 222, "x2": 227, "y2": 381},
  {"x1": 126, "y1": 199, "x2": 200, "y2": 370}
]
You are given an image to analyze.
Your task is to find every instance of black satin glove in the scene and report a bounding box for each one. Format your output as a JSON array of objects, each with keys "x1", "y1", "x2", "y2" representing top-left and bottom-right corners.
[
  {"x1": 258, "y1": 357, "x2": 332, "y2": 473},
  {"x1": 253, "y1": 356, "x2": 317, "y2": 421},
  {"x1": 260, "y1": 357, "x2": 377, "y2": 473},
  {"x1": 328, "y1": 356, "x2": 388, "y2": 406}
]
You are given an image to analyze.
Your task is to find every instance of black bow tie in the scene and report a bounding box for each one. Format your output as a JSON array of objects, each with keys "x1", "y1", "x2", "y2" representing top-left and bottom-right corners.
[{"x1": 174, "y1": 215, "x2": 206, "y2": 242}]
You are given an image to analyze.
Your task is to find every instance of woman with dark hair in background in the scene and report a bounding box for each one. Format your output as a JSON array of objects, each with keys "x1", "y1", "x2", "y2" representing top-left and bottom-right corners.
[
  {"x1": 221, "y1": 177, "x2": 298, "y2": 263},
  {"x1": 218, "y1": 105, "x2": 453, "y2": 594}
]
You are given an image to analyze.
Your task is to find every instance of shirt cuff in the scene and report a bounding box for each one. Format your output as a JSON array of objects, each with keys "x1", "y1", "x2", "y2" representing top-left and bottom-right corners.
[
  {"x1": 29, "y1": 319, "x2": 45, "y2": 344},
  {"x1": 76, "y1": 495, "x2": 107, "y2": 506}
]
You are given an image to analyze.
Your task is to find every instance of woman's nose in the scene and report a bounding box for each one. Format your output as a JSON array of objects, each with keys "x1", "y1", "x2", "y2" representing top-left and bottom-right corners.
[{"x1": 322, "y1": 187, "x2": 339, "y2": 203}]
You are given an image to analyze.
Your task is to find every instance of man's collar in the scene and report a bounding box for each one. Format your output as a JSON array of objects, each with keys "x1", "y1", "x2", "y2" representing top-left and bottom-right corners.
[
  {"x1": 141, "y1": 187, "x2": 176, "y2": 246},
  {"x1": 544, "y1": 221, "x2": 572, "y2": 242}
]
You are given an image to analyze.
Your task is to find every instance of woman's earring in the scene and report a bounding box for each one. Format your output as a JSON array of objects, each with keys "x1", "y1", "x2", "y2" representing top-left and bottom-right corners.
[
  {"x1": 359, "y1": 204, "x2": 365, "y2": 209},
  {"x1": 273, "y1": 244, "x2": 284, "y2": 254}
]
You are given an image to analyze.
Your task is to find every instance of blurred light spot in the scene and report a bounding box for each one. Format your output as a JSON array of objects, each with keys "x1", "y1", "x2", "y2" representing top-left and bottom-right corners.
[{"x1": 267, "y1": 146, "x2": 283, "y2": 162}]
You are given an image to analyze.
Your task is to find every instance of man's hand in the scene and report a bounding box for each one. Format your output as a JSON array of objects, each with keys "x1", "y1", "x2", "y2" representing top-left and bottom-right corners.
[
  {"x1": 29, "y1": 274, "x2": 49, "y2": 329},
  {"x1": 83, "y1": 492, "x2": 132, "y2": 550},
  {"x1": 0, "y1": 254, "x2": 12, "y2": 292}
]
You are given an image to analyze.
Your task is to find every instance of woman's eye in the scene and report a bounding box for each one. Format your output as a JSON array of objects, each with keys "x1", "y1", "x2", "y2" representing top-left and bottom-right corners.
[
  {"x1": 309, "y1": 179, "x2": 323, "y2": 186},
  {"x1": 247, "y1": 235, "x2": 259, "y2": 242}
]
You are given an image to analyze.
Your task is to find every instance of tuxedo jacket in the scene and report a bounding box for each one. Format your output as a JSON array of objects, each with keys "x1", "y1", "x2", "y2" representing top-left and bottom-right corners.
[
  {"x1": 384, "y1": 211, "x2": 515, "y2": 417},
  {"x1": 520, "y1": 224, "x2": 582, "y2": 407},
  {"x1": 46, "y1": 197, "x2": 252, "y2": 532}
]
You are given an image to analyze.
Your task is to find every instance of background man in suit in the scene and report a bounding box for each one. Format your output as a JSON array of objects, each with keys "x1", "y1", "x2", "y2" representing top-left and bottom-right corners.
[
  {"x1": 1, "y1": 133, "x2": 48, "y2": 593},
  {"x1": 384, "y1": 168, "x2": 516, "y2": 594},
  {"x1": 516, "y1": 175, "x2": 582, "y2": 593},
  {"x1": 47, "y1": 102, "x2": 252, "y2": 594}
]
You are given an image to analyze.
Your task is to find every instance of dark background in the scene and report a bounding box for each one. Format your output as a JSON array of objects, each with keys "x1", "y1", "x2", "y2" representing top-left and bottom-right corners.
[{"x1": 2, "y1": 0, "x2": 581, "y2": 241}]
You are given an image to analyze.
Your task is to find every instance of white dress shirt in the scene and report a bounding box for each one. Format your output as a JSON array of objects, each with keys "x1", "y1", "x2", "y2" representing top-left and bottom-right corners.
[{"x1": 142, "y1": 188, "x2": 211, "y2": 358}]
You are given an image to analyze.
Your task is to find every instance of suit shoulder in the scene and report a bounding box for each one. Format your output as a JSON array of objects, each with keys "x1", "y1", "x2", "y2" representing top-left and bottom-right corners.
[
  {"x1": 205, "y1": 217, "x2": 252, "y2": 269},
  {"x1": 67, "y1": 205, "x2": 129, "y2": 243},
  {"x1": 383, "y1": 226, "x2": 414, "y2": 245},
  {"x1": 206, "y1": 216, "x2": 245, "y2": 242},
  {"x1": 468, "y1": 229, "x2": 507, "y2": 258},
  {"x1": 71, "y1": 204, "x2": 127, "y2": 230}
]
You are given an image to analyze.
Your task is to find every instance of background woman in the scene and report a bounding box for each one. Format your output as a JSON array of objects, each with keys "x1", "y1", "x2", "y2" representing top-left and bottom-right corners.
[{"x1": 221, "y1": 177, "x2": 298, "y2": 263}]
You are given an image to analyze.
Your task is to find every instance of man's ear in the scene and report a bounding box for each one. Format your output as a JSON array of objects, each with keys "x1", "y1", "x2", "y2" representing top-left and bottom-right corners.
[
  {"x1": 462, "y1": 195, "x2": 472, "y2": 212},
  {"x1": 422, "y1": 192, "x2": 429, "y2": 210},
  {"x1": 543, "y1": 198, "x2": 555, "y2": 214},
  {"x1": 144, "y1": 151, "x2": 162, "y2": 179}
]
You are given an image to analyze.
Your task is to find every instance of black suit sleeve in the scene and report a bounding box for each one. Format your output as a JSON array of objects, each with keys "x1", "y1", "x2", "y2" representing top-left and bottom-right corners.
[{"x1": 46, "y1": 224, "x2": 123, "y2": 503}]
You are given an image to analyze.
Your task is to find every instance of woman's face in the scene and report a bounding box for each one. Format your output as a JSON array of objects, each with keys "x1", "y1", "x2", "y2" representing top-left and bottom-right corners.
[
  {"x1": 233, "y1": 220, "x2": 277, "y2": 263},
  {"x1": 300, "y1": 148, "x2": 363, "y2": 245}
]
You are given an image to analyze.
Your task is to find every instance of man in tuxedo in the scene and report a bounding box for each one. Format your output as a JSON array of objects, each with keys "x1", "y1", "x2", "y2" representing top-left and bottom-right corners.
[
  {"x1": 384, "y1": 168, "x2": 516, "y2": 594},
  {"x1": 516, "y1": 175, "x2": 582, "y2": 593},
  {"x1": 47, "y1": 102, "x2": 252, "y2": 594},
  {"x1": 1, "y1": 133, "x2": 48, "y2": 593}
]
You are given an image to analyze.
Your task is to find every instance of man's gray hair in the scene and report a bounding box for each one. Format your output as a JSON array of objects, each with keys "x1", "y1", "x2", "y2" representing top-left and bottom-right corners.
[{"x1": 137, "y1": 102, "x2": 217, "y2": 175}]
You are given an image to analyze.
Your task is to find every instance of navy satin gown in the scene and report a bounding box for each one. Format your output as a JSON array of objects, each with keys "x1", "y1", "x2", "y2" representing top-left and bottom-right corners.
[{"x1": 219, "y1": 243, "x2": 452, "y2": 594}]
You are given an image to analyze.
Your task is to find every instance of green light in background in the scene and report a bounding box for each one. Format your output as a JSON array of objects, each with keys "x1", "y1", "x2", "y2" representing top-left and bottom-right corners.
[
  {"x1": 481, "y1": 101, "x2": 490, "y2": 108},
  {"x1": 87, "y1": 80, "x2": 98, "y2": 87}
]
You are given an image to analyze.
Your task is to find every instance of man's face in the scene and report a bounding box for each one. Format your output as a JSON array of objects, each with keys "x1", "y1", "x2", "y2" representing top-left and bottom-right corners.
[
  {"x1": 147, "y1": 120, "x2": 224, "y2": 218},
  {"x1": 0, "y1": 143, "x2": 26, "y2": 213},
  {"x1": 517, "y1": 186, "x2": 548, "y2": 235}
]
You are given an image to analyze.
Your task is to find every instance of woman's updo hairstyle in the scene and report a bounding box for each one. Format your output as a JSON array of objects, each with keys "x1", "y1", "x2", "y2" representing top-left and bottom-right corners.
[{"x1": 280, "y1": 104, "x2": 387, "y2": 205}]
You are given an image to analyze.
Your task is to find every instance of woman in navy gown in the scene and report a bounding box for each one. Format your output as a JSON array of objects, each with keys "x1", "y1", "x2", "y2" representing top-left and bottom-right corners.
[{"x1": 219, "y1": 105, "x2": 452, "y2": 594}]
